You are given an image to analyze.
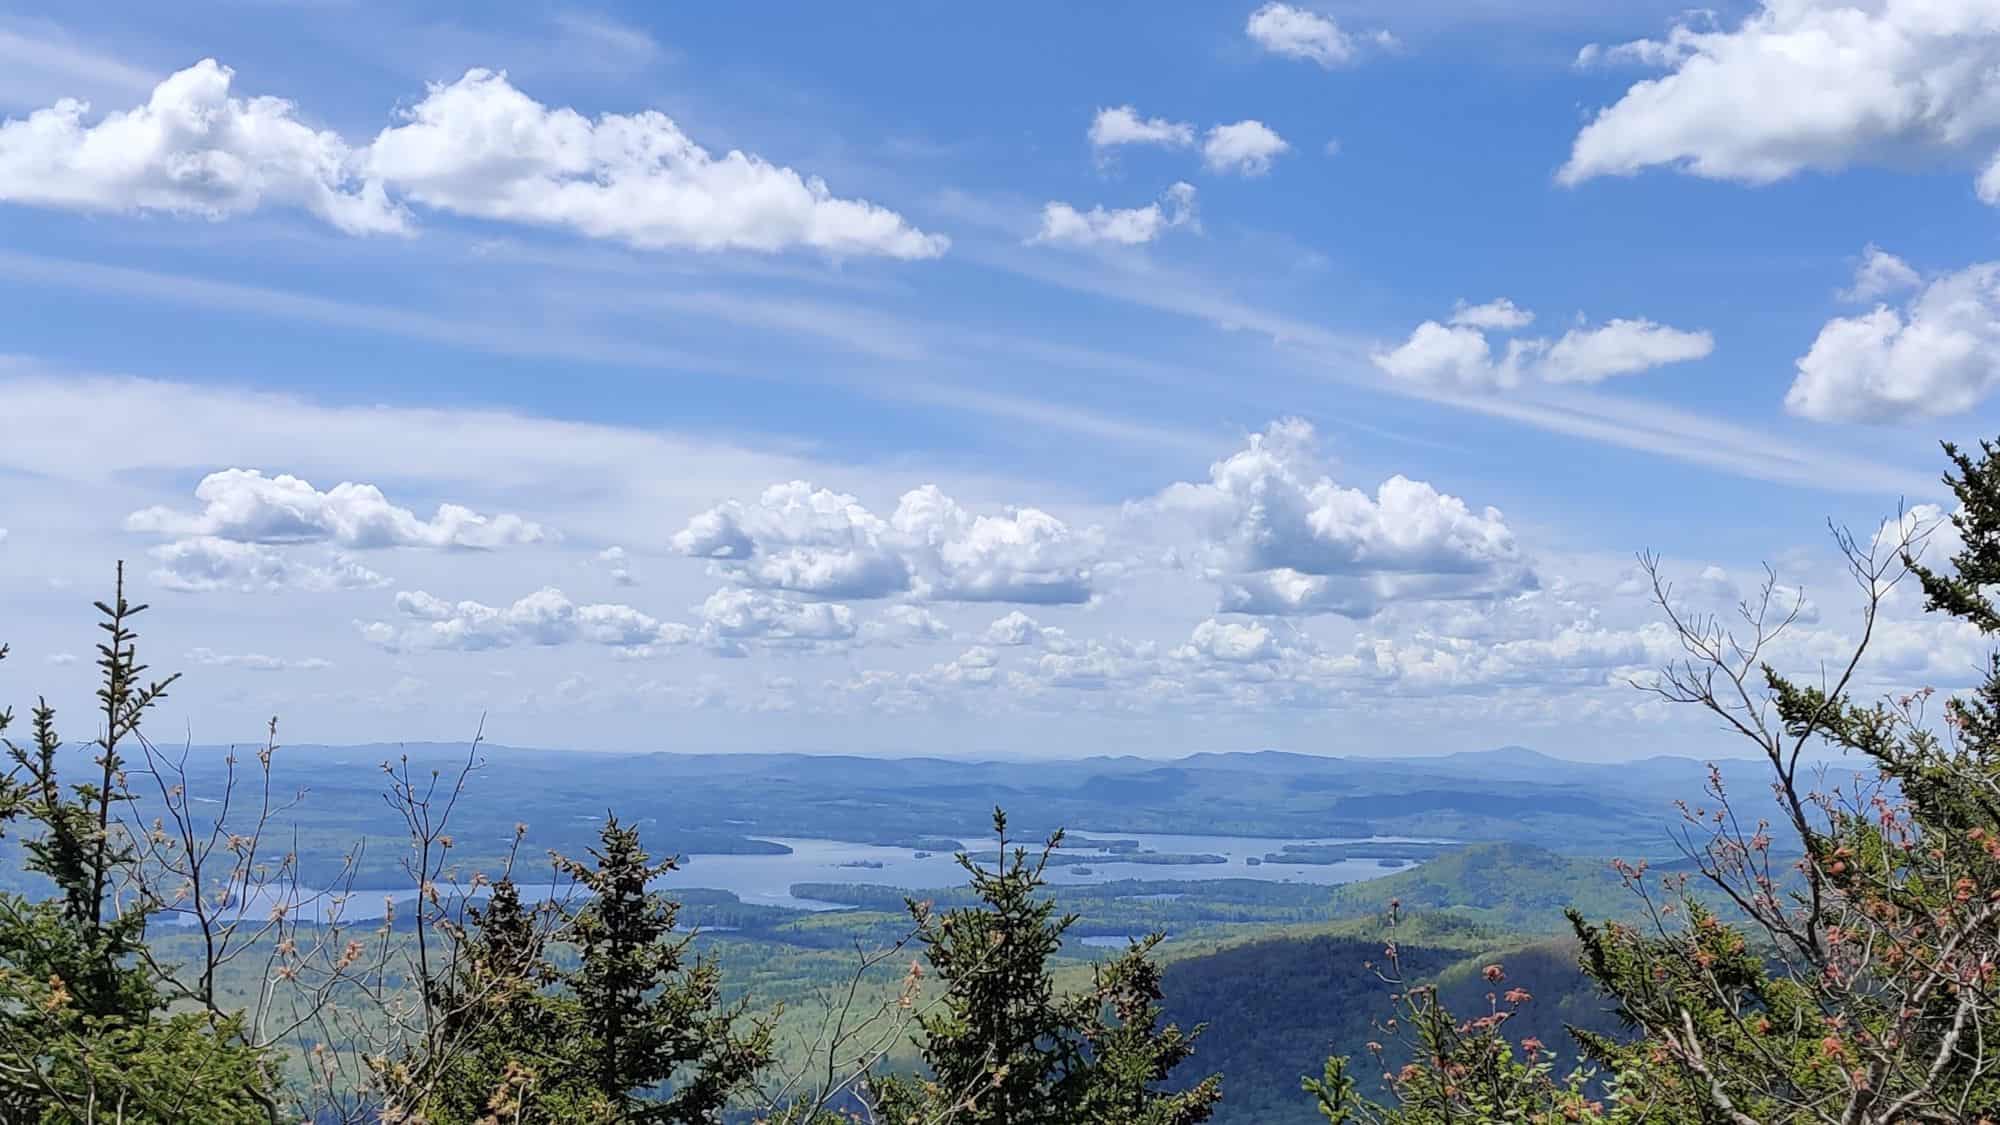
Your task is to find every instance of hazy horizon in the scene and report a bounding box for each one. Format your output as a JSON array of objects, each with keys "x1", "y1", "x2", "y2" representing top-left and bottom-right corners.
[{"x1": 152, "y1": 737, "x2": 1786, "y2": 768}]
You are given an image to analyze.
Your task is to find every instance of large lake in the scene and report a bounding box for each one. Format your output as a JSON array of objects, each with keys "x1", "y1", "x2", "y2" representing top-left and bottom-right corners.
[
  {"x1": 181, "y1": 831, "x2": 1435, "y2": 925},
  {"x1": 658, "y1": 831, "x2": 1435, "y2": 911}
]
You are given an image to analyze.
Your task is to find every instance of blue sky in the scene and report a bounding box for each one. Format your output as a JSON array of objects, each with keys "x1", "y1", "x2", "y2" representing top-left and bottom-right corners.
[{"x1": 2, "y1": 1, "x2": 1997, "y2": 759}]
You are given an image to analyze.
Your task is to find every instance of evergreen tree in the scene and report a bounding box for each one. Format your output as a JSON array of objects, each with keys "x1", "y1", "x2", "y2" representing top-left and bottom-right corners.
[
  {"x1": 392, "y1": 815, "x2": 774, "y2": 1123},
  {"x1": 555, "y1": 813, "x2": 773, "y2": 1122},
  {"x1": 872, "y1": 809, "x2": 1219, "y2": 1125},
  {"x1": 0, "y1": 566, "x2": 277, "y2": 1123},
  {"x1": 387, "y1": 880, "x2": 565, "y2": 1123},
  {"x1": 1072, "y1": 943, "x2": 1224, "y2": 1125}
]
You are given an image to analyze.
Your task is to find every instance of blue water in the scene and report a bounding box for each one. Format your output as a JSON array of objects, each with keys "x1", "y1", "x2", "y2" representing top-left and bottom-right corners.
[
  {"x1": 654, "y1": 830, "x2": 1442, "y2": 909},
  {"x1": 171, "y1": 830, "x2": 1443, "y2": 922}
]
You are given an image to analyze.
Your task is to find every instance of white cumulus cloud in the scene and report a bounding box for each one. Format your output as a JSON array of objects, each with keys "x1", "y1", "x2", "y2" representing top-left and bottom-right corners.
[
  {"x1": 0, "y1": 59, "x2": 405, "y2": 234},
  {"x1": 1177, "y1": 618, "x2": 1280, "y2": 663},
  {"x1": 1561, "y1": 2, "x2": 2000, "y2": 201},
  {"x1": 360, "y1": 68, "x2": 946, "y2": 258},
  {"x1": 0, "y1": 60, "x2": 946, "y2": 259},
  {"x1": 1143, "y1": 420, "x2": 1534, "y2": 617},
  {"x1": 1246, "y1": 4, "x2": 1386, "y2": 68},
  {"x1": 1350, "y1": 621, "x2": 1680, "y2": 692},
  {"x1": 128, "y1": 468, "x2": 545, "y2": 549},
  {"x1": 147, "y1": 537, "x2": 389, "y2": 594},
  {"x1": 1088, "y1": 105, "x2": 1195, "y2": 151},
  {"x1": 1036, "y1": 182, "x2": 1197, "y2": 246},
  {"x1": 1786, "y1": 254, "x2": 2000, "y2": 423},
  {"x1": 366, "y1": 587, "x2": 692, "y2": 653},
  {"x1": 1373, "y1": 300, "x2": 1712, "y2": 390},
  {"x1": 673, "y1": 481, "x2": 1102, "y2": 605},
  {"x1": 1538, "y1": 318, "x2": 1718, "y2": 384},
  {"x1": 1032, "y1": 638, "x2": 1162, "y2": 692},
  {"x1": 672, "y1": 482, "x2": 912, "y2": 599},
  {"x1": 1202, "y1": 120, "x2": 1290, "y2": 177},
  {"x1": 697, "y1": 587, "x2": 856, "y2": 654},
  {"x1": 983, "y1": 610, "x2": 1040, "y2": 646},
  {"x1": 981, "y1": 610, "x2": 1076, "y2": 653}
]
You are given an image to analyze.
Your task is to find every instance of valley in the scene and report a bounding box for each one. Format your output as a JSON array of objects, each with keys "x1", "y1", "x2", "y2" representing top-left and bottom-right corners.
[{"x1": 116, "y1": 741, "x2": 1766, "y2": 1122}]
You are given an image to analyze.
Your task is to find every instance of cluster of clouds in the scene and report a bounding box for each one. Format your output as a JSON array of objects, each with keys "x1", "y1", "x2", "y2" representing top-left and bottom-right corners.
[
  {"x1": 1026, "y1": 0, "x2": 2000, "y2": 424},
  {"x1": 128, "y1": 468, "x2": 546, "y2": 549},
  {"x1": 356, "y1": 584, "x2": 878, "y2": 660},
  {"x1": 125, "y1": 468, "x2": 543, "y2": 593},
  {"x1": 1353, "y1": 245, "x2": 2000, "y2": 426},
  {"x1": 1141, "y1": 420, "x2": 1534, "y2": 616},
  {"x1": 1049, "y1": 16, "x2": 1349, "y2": 254},
  {"x1": 1372, "y1": 299, "x2": 1714, "y2": 391},
  {"x1": 1087, "y1": 105, "x2": 1291, "y2": 178},
  {"x1": 0, "y1": 59, "x2": 946, "y2": 258},
  {"x1": 670, "y1": 481, "x2": 1105, "y2": 606},
  {"x1": 147, "y1": 422, "x2": 1570, "y2": 684},
  {"x1": 11, "y1": 10, "x2": 2000, "y2": 432},
  {"x1": 19, "y1": 8, "x2": 2000, "y2": 721},
  {"x1": 833, "y1": 600, "x2": 1697, "y2": 721},
  {"x1": 361, "y1": 587, "x2": 689, "y2": 655},
  {"x1": 145, "y1": 537, "x2": 389, "y2": 595},
  {"x1": 1533, "y1": 1, "x2": 2000, "y2": 425},
  {"x1": 924, "y1": 545, "x2": 1977, "y2": 720},
  {"x1": 927, "y1": 0, "x2": 2000, "y2": 428},
  {"x1": 1044, "y1": 104, "x2": 1290, "y2": 249},
  {"x1": 65, "y1": 416, "x2": 1989, "y2": 733},
  {"x1": 659, "y1": 420, "x2": 1541, "y2": 629}
]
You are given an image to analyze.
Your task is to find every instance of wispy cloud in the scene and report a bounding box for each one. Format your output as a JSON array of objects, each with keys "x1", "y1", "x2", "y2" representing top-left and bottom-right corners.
[
  {"x1": 0, "y1": 22, "x2": 156, "y2": 107},
  {"x1": 964, "y1": 238, "x2": 1934, "y2": 496},
  {"x1": 0, "y1": 249, "x2": 732, "y2": 374}
]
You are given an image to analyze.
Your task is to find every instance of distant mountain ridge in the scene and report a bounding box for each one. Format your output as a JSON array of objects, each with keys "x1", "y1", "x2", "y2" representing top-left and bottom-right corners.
[
  {"x1": 61, "y1": 738, "x2": 1827, "y2": 899},
  {"x1": 210, "y1": 740, "x2": 1750, "y2": 772}
]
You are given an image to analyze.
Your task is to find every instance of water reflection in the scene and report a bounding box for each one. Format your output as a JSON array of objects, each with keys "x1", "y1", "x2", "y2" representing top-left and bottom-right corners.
[{"x1": 170, "y1": 830, "x2": 1444, "y2": 922}]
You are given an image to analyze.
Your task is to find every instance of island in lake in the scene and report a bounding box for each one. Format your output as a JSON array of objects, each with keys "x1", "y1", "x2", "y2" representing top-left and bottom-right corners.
[
  {"x1": 967, "y1": 849, "x2": 1227, "y2": 867},
  {"x1": 1261, "y1": 842, "x2": 1459, "y2": 866}
]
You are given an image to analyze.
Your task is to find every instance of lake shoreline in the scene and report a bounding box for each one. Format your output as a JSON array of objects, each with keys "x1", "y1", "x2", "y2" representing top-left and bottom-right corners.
[{"x1": 198, "y1": 829, "x2": 1459, "y2": 921}]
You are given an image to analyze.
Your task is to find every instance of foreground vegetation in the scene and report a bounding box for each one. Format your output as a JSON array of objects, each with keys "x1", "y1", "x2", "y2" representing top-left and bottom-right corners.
[
  {"x1": 8, "y1": 437, "x2": 2000, "y2": 1122},
  {"x1": 1308, "y1": 441, "x2": 2000, "y2": 1124}
]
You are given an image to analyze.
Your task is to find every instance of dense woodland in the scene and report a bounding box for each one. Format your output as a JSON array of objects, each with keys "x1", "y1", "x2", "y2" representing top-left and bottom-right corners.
[{"x1": 7, "y1": 436, "x2": 2000, "y2": 1122}]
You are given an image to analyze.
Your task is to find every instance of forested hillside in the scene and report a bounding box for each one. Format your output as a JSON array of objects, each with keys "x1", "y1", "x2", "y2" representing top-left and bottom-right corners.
[{"x1": 1153, "y1": 928, "x2": 1613, "y2": 1125}]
